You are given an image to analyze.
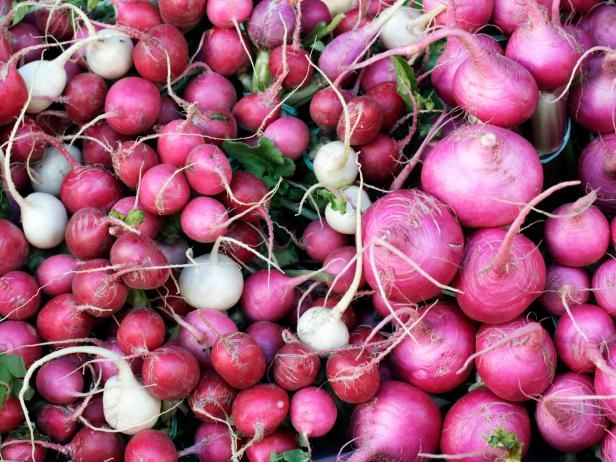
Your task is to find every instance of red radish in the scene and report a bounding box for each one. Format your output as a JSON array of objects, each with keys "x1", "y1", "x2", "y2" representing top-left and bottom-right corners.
[
  {"x1": 36, "y1": 254, "x2": 77, "y2": 296},
  {"x1": 9, "y1": 23, "x2": 44, "y2": 64},
  {"x1": 65, "y1": 208, "x2": 113, "y2": 260},
  {"x1": 578, "y1": 4, "x2": 616, "y2": 47},
  {"x1": 110, "y1": 197, "x2": 162, "y2": 238},
  {"x1": 233, "y1": 92, "x2": 282, "y2": 132},
  {"x1": 157, "y1": 119, "x2": 203, "y2": 167},
  {"x1": 604, "y1": 429, "x2": 616, "y2": 461},
  {"x1": 133, "y1": 24, "x2": 189, "y2": 83},
  {"x1": 2, "y1": 117, "x2": 46, "y2": 162},
  {"x1": 142, "y1": 345, "x2": 200, "y2": 400},
  {"x1": 70, "y1": 427, "x2": 126, "y2": 462},
  {"x1": 231, "y1": 384, "x2": 289, "y2": 437},
  {"x1": 206, "y1": 0, "x2": 254, "y2": 28},
  {"x1": 0, "y1": 218, "x2": 28, "y2": 276},
  {"x1": 117, "y1": 307, "x2": 166, "y2": 355},
  {"x1": 190, "y1": 422, "x2": 232, "y2": 462},
  {"x1": 392, "y1": 302, "x2": 475, "y2": 394},
  {"x1": 34, "y1": 8, "x2": 73, "y2": 40},
  {"x1": 222, "y1": 171, "x2": 271, "y2": 223},
  {"x1": 221, "y1": 221, "x2": 262, "y2": 264},
  {"x1": 325, "y1": 246, "x2": 365, "y2": 294},
  {"x1": 125, "y1": 430, "x2": 178, "y2": 462},
  {"x1": 200, "y1": 28, "x2": 251, "y2": 76},
  {"x1": 60, "y1": 164, "x2": 123, "y2": 214},
  {"x1": 178, "y1": 309, "x2": 238, "y2": 367},
  {"x1": 0, "y1": 397, "x2": 24, "y2": 434},
  {"x1": 63, "y1": 73, "x2": 107, "y2": 124},
  {"x1": 113, "y1": 0, "x2": 162, "y2": 31},
  {"x1": 593, "y1": 260, "x2": 616, "y2": 315},
  {"x1": 491, "y1": 0, "x2": 551, "y2": 34},
  {"x1": 326, "y1": 349, "x2": 380, "y2": 404},
  {"x1": 156, "y1": 240, "x2": 190, "y2": 268},
  {"x1": 94, "y1": 337, "x2": 143, "y2": 384},
  {"x1": 309, "y1": 87, "x2": 352, "y2": 131},
  {"x1": 158, "y1": 0, "x2": 206, "y2": 30},
  {"x1": 365, "y1": 82, "x2": 404, "y2": 131},
  {"x1": 0, "y1": 271, "x2": 41, "y2": 320},
  {"x1": 105, "y1": 77, "x2": 162, "y2": 135},
  {"x1": 110, "y1": 234, "x2": 171, "y2": 289},
  {"x1": 595, "y1": 343, "x2": 616, "y2": 423},
  {"x1": 245, "y1": 321, "x2": 284, "y2": 364},
  {"x1": 36, "y1": 404, "x2": 77, "y2": 443},
  {"x1": 0, "y1": 64, "x2": 28, "y2": 126},
  {"x1": 362, "y1": 189, "x2": 464, "y2": 304},
  {"x1": 1, "y1": 438, "x2": 47, "y2": 461},
  {"x1": 439, "y1": 388, "x2": 531, "y2": 461},
  {"x1": 336, "y1": 95, "x2": 383, "y2": 146},
  {"x1": 269, "y1": 47, "x2": 313, "y2": 89},
  {"x1": 473, "y1": 318, "x2": 556, "y2": 401},
  {"x1": 302, "y1": 220, "x2": 348, "y2": 263},
  {"x1": 112, "y1": 141, "x2": 159, "y2": 189},
  {"x1": 358, "y1": 134, "x2": 401, "y2": 183},
  {"x1": 247, "y1": 0, "x2": 296, "y2": 49},
  {"x1": 157, "y1": 96, "x2": 181, "y2": 126},
  {"x1": 72, "y1": 259, "x2": 128, "y2": 318},
  {"x1": 183, "y1": 72, "x2": 237, "y2": 112},
  {"x1": 180, "y1": 197, "x2": 229, "y2": 243},
  {"x1": 536, "y1": 373, "x2": 606, "y2": 452},
  {"x1": 0, "y1": 320, "x2": 42, "y2": 367},
  {"x1": 539, "y1": 264, "x2": 590, "y2": 316},
  {"x1": 139, "y1": 164, "x2": 191, "y2": 216},
  {"x1": 360, "y1": 57, "x2": 396, "y2": 92},
  {"x1": 554, "y1": 303, "x2": 616, "y2": 375},
  {"x1": 350, "y1": 381, "x2": 441, "y2": 461},
  {"x1": 82, "y1": 122, "x2": 129, "y2": 168},
  {"x1": 36, "y1": 356, "x2": 84, "y2": 405},
  {"x1": 246, "y1": 430, "x2": 298, "y2": 462},
  {"x1": 263, "y1": 117, "x2": 310, "y2": 160},
  {"x1": 334, "y1": 9, "x2": 372, "y2": 35},
  {"x1": 189, "y1": 369, "x2": 237, "y2": 422},
  {"x1": 185, "y1": 143, "x2": 232, "y2": 196},
  {"x1": 211, "y1": 332, "x2": 266, "y2": 389},
  {"x1": 290, "y1": 387, "x2": 336, "y2": 438},
  {"x1": 272, "y1": 342, "x2": 321, "y2": 390},
  {"x1": 36, "y1": 295, "x2": 95, "y2": 344},
  {"x1": 579, "y1": 134, "x2": 616, "y2": 212},
  {"x1": 300, "y1": 0, "x2": 332, "y2": 35}
]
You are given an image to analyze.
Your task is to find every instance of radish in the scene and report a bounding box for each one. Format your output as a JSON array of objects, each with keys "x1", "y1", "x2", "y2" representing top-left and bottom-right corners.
[
  {"x1": 0, "y1": 320, "x2": 42, "y2": 368},
  {"x1": 1, "y1": 116, "x2": 46, "y2": 163},
  {"x1": 233, "y1": 91, "x2": 282, "y2": 132},
  {"x1": 593, "y1": 260, "x2": 616, "y2": 315},
  {"x1": 105, "y1": 76, "x2": 161, "y2": 136},
  {"x1": 539, "y1": 264, "x2": 590, "y2": 316},
  {"x1": 36, "y1": 295, "x2": 95, "y2": 344},
  {"x1": 326, "y1": 349, "x2": 380, "y2": 403},
  {"x1": 0, "y1": 397, "x2": 24, "y2": 435},
  {"x1": 365, "y1": 82, "x2": 404, "y2": 131},
  {"x1": 595, "y1": 342, "x2": 616, "y2": 423},
  {"x1": 35, "y1": 356, "x2": 84, "y2": 405},
  {"x1": 269, "y1": 47, "x2": 313, "y2": 90},
  {"x1": 0, "y1": 439, "x2": 46, "y2": 461},
  {"x1": 82, "y1": 122, "x2": 129, "y2": 168},
  {"x1": 72, "y1": 259, "x2": 128, "y2": 318},
  {"x1": 94, "y1": 337, "x2": 144, "y2": 384},
  {"x1": 421, "y1": 124, "x2": 543, "y2": 228},
  {"x1": 263, "y1": 117, "x2": 310, "y2": 160},
  {"x1": 422, "y1": 0, "x2": 494, "y2": 32},
  {"x1": 313, "y1": 141, "x2": 358, "y2": 189},
  {"x1": 272, "y1": 342, "x2": 321, "y2": 390},
  {"x1": 31, "y1": 143, "x2": 81, "y2": 196},
  {"x1": 231, "y1": 384, "x2": 289, "y2": 437},
  {"x1": 189, "y1": 422, "x2": 233, "y2": 462},
  {"x1": 34, "y1": 8, "x2": 73, "y2": 40},
  {"x1": 63, "y1": 73, "x2": 107, "y2": 124},
  {"x1": 604, "y1": 429, "x2": 616, "y2": 462},
  {"x1": 157, "y1": 96, "x2": 181, "y2": 126},
  {"x1": 336, "y1": 95, "x2": 383, "y2": 146},
  {"x1": 211, "y1": 332, "x2": 266, "y2": 389},
  {"x1": 325, "y1": 186, "x2": 371, "y2": 235},
  {"x1": 110, "y1": 196, "x2": 162, "y2": 238},
  {"x1": 380, "y1": 6, "x2": 445, "y2": 50},
  {"x1": 578, "y1": 4, "x2": 616, "y2": 46},
  {"x1": 178, "y1": 309, "x2": 238, "y2": 367},
  {"x1": 185, "y1": 143, "x2": 232, "y2": 196},
  {"x1": 349, "y1": 381, "x2": 441, "y2": 461},
  {"x1": 117, "y1": 307, "x2": 166, "y2": 355},
  {"x1": 0, "y1": 218, "x2": 28, "y2": 276},
  {"x1": 360, "y1": 57, "x2": 396, "y2": 92},
  {"x1": 133, "y1": 24, "x2": 189, "y2": 83},
  {"x1": 157, "y1": 119, "x2": 203, "y2": 167},
  {"x1": 65, "y1": 208, "x2": 113, "y2": 260},
  {"x1": 491, "y1": 0, "x2": 551, "y2": 34},
  {"x1": 183, "y1": 72, "x2": 238, "y2": 112},
  {"x1": 554, "y1": 303, "x2": 616, "y2": 375},
  {"x1": 221, "y1": 221, "x2": 262, "y2": 264},
  {"x1": 579, "y1": 134, "x2": 616, "y2": 212},
  {"x1": 246, "y1": 430, "x2": 298, "y2": 462},
  {"x1": 290, "y1": 386, "x2": 337, "y2": 438},
  {"x1": 0, "y1": 271, "x2": 42, "y2": 320},
  {"x1": 60, "y1": 163, "x2": 123, "y2": 215},
  {"x1": 200, "y1": 28, "x2": 252, "y2": 77},
  {"x1": 110, "y1": 234, "x2": 171, "y2": 289},
  {"x1": 309, "y1": 88, "x2": 352, "y2": 131},
  {"x1": 536, "y1": 373, "x2": 606, "y2": 452},
  {"x1": 86, "y1": 29, "x2": 134, "y2": 80},
  {"x1": 189, "y1": 369, "x2": 237, "y2": 422},
  {"x1": 36, "y1": 404, "x2": 77, "y2": 443},
  {"x1": 139, "y1": 164, "x2": 191, "y2": 216},
  {"x1": 0, "y1": 63, "x2": 28, "y2": 125},
  {"x1": 206, "y1": 0, "x2": 254, "y2": 28},
  {"x1": 334, "y1": 9, "x2": 372, "y2": 36},
  {"x1": 180, "y1": 197, "x2": 229, "y2": 243},
  {"x1": 112, "y1": 141, "x2": 159, "y2": 189},
  {"x1": 158, "y1": 0, "x2": 206, "y2": 30},
  {"x1": 358, "y1": 135, "x2": 401, "y2": 183},
  {"x1": 142, "y1": 345, "x2": 200, "y2": 400},
  {"x1": 437, "y1": 388, "x2": 531, "y2": 461},
  {"x1": 545, "y1": 192, "x2": 610, "y2": 267},
  {"x1": 21, "y1": 345, "x2": 161, "y2": 435},
  {"x1": 302, "y1": 220, "x2": 348, "y2": 262},
  {"x1": 125, "y1": 430, "x2": 178, "y2": 462},
  {"x1": 392, "y1": 301, "x2": 476, "y2": 394},
  {"x1": 324, "y1": 246, "x2": 365, "y2": 293},
  {"x1": 247, "y1": 0, "x2": 296, "y2": 49},
  {"x1": 112, "y1": 0, "x2": 162, "y2": 31},
  {"x1": 245, "y1": 321, "x2": 284, "y2": 365}
]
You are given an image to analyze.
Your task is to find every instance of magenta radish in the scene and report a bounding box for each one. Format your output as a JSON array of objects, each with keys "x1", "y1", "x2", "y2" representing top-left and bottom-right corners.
[
  {"x1": 8, "y1": 23, "x2": 44, "y2": 64},
  {"x1": 125, "y1": 429, "x2": 177, "y2": 462},
  {"x1": 554, "y1": 303, "x2": 616, "y2": 374},
  {"x1": 32, "y1": 143, "x2": 81, "y2": 196},
  {"x1": 82, "y1": 122, "x2": 129, "y2": 168},
  {"x1": 178, "y1": 309, "x2": 238, "y2": 366},
  {"x1": 0, "y1": 397, "x2": 24, "y2": 435},
  {"x1": 421, "y1": 124, "x2": 543, "y2": 228},
  {"x1": 290, "y1": 386, "x2": 336, "y2": 438},
  {"x1": 360, "y1": 57, "x2": 396, "y2": 92},
  {"x1": 36, "y1": 404, "x2": 77, "y2": 443},
  {"x1": 0, "y1": 271, "x2": 41, "y2": 320},
  {"x1": 139, "y1": 163, "x2": 191, "y2": 216},
  {"x1": 189, "y1": 369, "x2": 237, "y2": 422},
  {"x1": 34, "y1": 8, "x2": 73, "y2": 40},
  {"x1": 302, "y1": 220, "x2": 348, "y2": 262},
  {"x1": 69, "y1": 427, "x2": 126, "y2": 462},
  {"x1": 117, "y1": 307, "x2": 166, "y2": 355},
  {"x1": 200, "y1": 27, "x2": 251, "y2": 76},
  {"x1": 326, "y1": 349, "x2": 380, "y2": 404},
  {"x1": 545, "y1": 193, "x2": 610, "y2": 267},
  {"x1": 595, "y1": 343, "x2": 616, "y2": 423},
  {"x1": 438, "y1": 388, "x2": 531, "y2": 461},
  {"x1": 309, "y1": 88, "x2": 352, "y2": 131},
  {"x1": 105, "y1": 76, "x2": 161, "y2": 136},
  {"x1": 233, "y1": 91, "x2": 282, "y2": 132},
  {"x1": 231, "y1": 384, "x2": 289, "y2": 437},
  {"x1": 206, "y1": 0, "x2": 253, "y2": 28},
  {"x1": 1, "y1": 116, "x2": 46, "y2": 163},
  {"x1": 157, "y1": 96, "x2": 181, "y2": 126},
  {"x1": 539, "y1": 264, "x2": 590, "y2": 316},
  {"x1": 60, "y1": 164, "x2": 123, "y2": 214},
  {"x1": 211, "y1": 332, "x2": 266, "y2": 389},
  {"x1": 64, "y1": 208, "x2": 113, "y2": 260},
  {"x1": 72, "y1": 259, "x2": 128, "y2": 318},
  {"x1": 336, "y1": 95, "x2": 383, "y2": 146},
  {"x1": 578, "y1": 4, "x2": 616, "y2": 46},
  {"x1": 362, "y1": 189, "x2": 464, "y2": 304},
  {"x1": 112, "y1": 141, "x2": 159, "y2": 189},
  {"x1": 269, "y1": 47, "x2": 313, "y2": 89},
  {"x1": 593, "y1": 260, "x2": 616, "y2": 315},
  {"x1": 36, "y1": 356, "x2": 84, "y2": 405},
  {"x1": 0, "y1": 320, "x2": 42, "y2": 368},
  {"x1": 272, "y1": 342, "x2": 321, "y2": 390},
  {"x1": 422, "y1": 0, "x2": 494, "y2": 32},
  {"x1": 357, "y1": 134, "x2": 401, "y2": 182},
  {"x1": 324, "y1": 246, "x2": 365, "y2": 292},
  {"x1": 189, "y1": 422, "x2": 233, "y2": 462},
  {"x1": 349, "y1": 381, "x2": 441, "y2": 461},
  {"x1": 183, "y1": 72, "x2": 237, "y2": 112},
  {"x1": 62, "y1": 72, "x2": 107, "y2": 124},
  {"x1": 604, "y1": 429, "x2": 616, "y2": 461},
  {"x1": 141, "y1": 345, "x2": 200, "y2": 400},
  {"x1": 0, "y1": 439, "x2": 47, "y2": 461},
  {"x1": 263, "y1": 117, "x2": 310, "y2": 160},
  {"x1": 333, "y1": 9, "x2": 372, "y2": 36},
  {"x1": 245, "y1": 321, "x2": 284, "y2": 365},
  {"x1": 491, "y1": 0, "x2": 551, "y2": 34},
  {"x1": 247, "y1": 0, "x2": 296, "y2": 49},
  {"x1": 133, "y1": 24, "x2": 189, "y2": 83},
  {"x1": 180, "y1": 197, "x2": 229, "y2": 243},
  {"x1": 392, "y1": 302, "x2": 475, "y2": 394},
  {"x1": 536, "y1": 373, "x2": 606, "y2": 452},
  {"x1": 94, "y1": 337, "x2": 144, "y2": 384},
  {"x1": 0, "y1": 63, "x2": 28, "y2": 126},
  {"x1": 110, "y1": 233, "x2": 171, "y2": 289},
  {"x1": 185, "y1": 143, "x2": 232, "y2": 196},
  {"x1": 0, "y1": 218, "x2": 28, "y2": 276},
  {"x1": 222, "y1": 171, "x2": 271, "y2": 223},
  {"x1": 157, "y1": 119, "x2": 203, "y2": 167},
  {"x1": 110, "y1": 197, "x2": 162, "y2": 238},
  {"x1": 112, "y1": 0, "x2": 162, "y2": 31},
  {"x1": 36, "y1": 295, "x2": 94, "y2": 344},
  {"x1": 578, "y1": 134, "x2": 616, "y2": 212},
  {"x1": 245, "y1": 430, "x2": 298, "y2": 462}
]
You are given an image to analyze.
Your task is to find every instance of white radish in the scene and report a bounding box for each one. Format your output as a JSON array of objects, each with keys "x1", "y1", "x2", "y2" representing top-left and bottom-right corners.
[
  {"x1": 313, "y1": 141, "x2": 358, "y2": 189},
  {"x1": 325, "y1": 185, "x2": 371, "y2": 234},
  {"x1": 380, "y1": 6, "x2": 445, "y2": 50},
  {"x1": 32, "y1": 144, "x2": 81, "y2": 196},
  {"x1": 86, "y1": 29, "x2": 134, "y2": 80},
  {"x1": 297, "y1": 306, "x2": 350, "y2": 351},
  {"x1": 322, "y1": 0, "x2": 354, "y2": 14}
]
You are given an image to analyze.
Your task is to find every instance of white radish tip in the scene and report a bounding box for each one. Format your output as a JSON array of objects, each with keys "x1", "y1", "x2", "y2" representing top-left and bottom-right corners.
[
  {"x1": 297, "y1": 306, "x2": 349, "y2": 353},
  {"x1": 479, "y1": 132, "x2": 498, "y2": 149}
]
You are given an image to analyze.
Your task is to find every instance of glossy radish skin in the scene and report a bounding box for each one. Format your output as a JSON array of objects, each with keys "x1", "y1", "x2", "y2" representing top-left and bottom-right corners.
[
  {"x1": 233, "y1": 92, "x2": 282, "y2": 132},
  {"x1": 423, "y1": 0, "x2": 494, "y2": 32},
  {"x1": 158, "y1": 0, "x2": 206, "y2": 30},
  {"x1": 231, "y1": 384, "x2": 289, "y2": 437},
  {"x1": 36, "y1": 254, "x2": 77, "y2": 296},
  {"x1": 247, "y1": 0, "x2": 296, "y2": 49},
  {"x1": 112, "y1": 141, "x2": 159, "y2": 189},
  {"x1": 245, "y1": 321, "x2": 284, "y2": 365},
  {"x1": 105, "y1": 77, "x2": 162, "y2": 135},
  {"x1": 207, "y1": 0, "x2": 254, "y2": 27},
  {"x1": 36, "y1": 357, "x2": 84, "y2": 405},
  {"x1": 604, "y1": 429, "x2": 616, "y2": 461},
  {"x1": 139, "y1": 164, "x2": 191, "y2": 216},
  {"x1": 0, "y1": 397, "x2": 24, "y2": 435},
  {"x1": 117, "y1": 307, "x2": 166, "y2": 355},
  {"x1": 73, "y1": 259, "x2": 128, "y2": 318},
  {"x1": 263, "y1": 117, "x2": 310, "y2": 160},
  {"x1": 36, "y1": 404, "x2": 78, "y2": 443},
  {"x1": 133, "y1": 24, "x2": 189, "y2": 83},
  {"x1": 593, "y1": 260, "x2": 616, "y2": 315},
  {"x1": 536, "y1": 373, "x2": 606, "y2": 452},
  {"x1": 269, "y1": 47, "x2": 313, "y2": 89},
  {"x1": 83, "y1": 122, "x2": 129, "y2": 168},
  {"x1": 222, "y1": 171, "x2": 270, "y2": 223},
  {"x1": 578, "y1": 135, "x2": 616, "y2": 213},
  {"x1": 302, "y1": 220, "x2": 348, "y2": 262},
  {"x1": 36, "y1": 294, "x2": 95, "y2": 344},
  {"x1": 183, "y1": 72, "x2": 237, "y2": 112},
  {"x1": 310, "y1": 88, "x2": 352, "y2": 131},
  {"x1": 578, "y1": 4, "x2": 616, "y2": 44},
  {"x1": 110, "y1": 234, "x2": 171, "y2": 289},
  {"x1": 63, "y1": 73, "x2": 107, "y2": 124},
  {"x1": 185, "y1": 144, "x2": 233, "y2": 196},
  {"x1": 324, "y1": 246, "x2": 366, "y2": 293},
  {"x1": 2, "y1": 117, "x2": 46, "y2": 163},
  {"x1": 0, "y1": 219, "x2": 29, "y2": 277},
  {"x1": 200, "y1": 28, "x2": 252, "y2": 76},
  {"x1": 189, "y1": 369, "x2": 237, "y2": 422},
  {"x1": 142, "y1": 345, "x2": 200, "y2": 400},
  {"x1": 365, "y1": 82, "x2": 404, "y2": 131},
  {"x1": 336, "y1": 96, "x2": 383, "y2": 145},
  {"x1": 491, "y1": 0, "x2": 551, "y2": 34},
  {"x1": 240, "y1": 270, "x2": 300, "y2": 322},
  {"x1": 110, "y1": 196, "x2": 163, "y2": 238},
  {"x1": 290, "y1": 387, "x2": 337, "y2": 438},
  {"x1": 0, "y1": 320, "x2": 42, "y2": 368},
  {"x1": 392, "y1": 302, "x2": 476, "y2": 394},
  {"x1": 180, "y1": 197, "x2": 229, "y2": 243},
  {"x1": 69, "y1": 427, "x2": 126, "y2": 462},
  {"x1": 360, "y1": 57, "x2": 396, "y2": 92},
  {"x1": 193, "y1": 422, "x2": 233, "y2": 462},
  {"x1": 157, "y1": 119, "x2": 203, "y2": 167},
  {"x1": 192, "y1": 108, "x2": 238, "y2": 145},
  {"x1": 60, "y1": 165, "x2": 123, "y2": 214},
  {"x1": 246, "y1": 430, "x2": 298, "y2": 462},
  {"x1": 178, "y1": 309, "x2": 238, "y2": 367},
  {"x1": 0, "y1": 64, "x2": 28, "y2": 126},
  {"x1": 595, "y1": 343, "x2": 616, "y2": 424},
  {"x1": 0, "y1": 271, "x2": 41, "y2": 320},
  {"x1": 421, "y1": 124, "x2": 543, "y2": 228},
  {"x1": 272, "y1": 342, "x2": 321, "y2": 391},
  {"x1": 539, "y1": 264, "x2": 590, "y2": 316},
  {"x1": 441, "y1": 388, "x2": 531, "y2": 461},
  {"x1": 65, "y1": 208, "x2": 113, "y2": 260},
  {"x1": 327, "y1": 349, "x2": 380, "y2": 404},
  {"x1": 362, "y1": 189, "x2": 464, "y2": 303},
  {"x1": 211, "y1": 332, "x2": 266, "y2": 389},
  {"x1": 113, "y1": 0, "x2": 162, "y2": 31},
  {"x1": 95, "y1": 337, "x2": 144, "y2": 384},
  {"x1": 0, "y1": 439, "x2": 47, "y2": 461},
  {"x1": 125, "y1": 429, "x2": 178, "y2": 462}
]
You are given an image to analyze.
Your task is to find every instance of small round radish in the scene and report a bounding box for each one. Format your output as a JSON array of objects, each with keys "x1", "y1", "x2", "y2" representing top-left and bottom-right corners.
[
  {"x1": 105, "y1": 77, "x2": 161, "y2": 136},
  {"x1": 0, "y1": 271, "x2": 41, "y2": 320},
  {"x1": 112, "y1": 141, "x2": 159, "y2": 189},
  {"x1": 87, "y1": 29, "x2": 134, "y2": 80},
  {"x1": 221, "y1": 221, "x2": 262, "y2": 264},
  {"x1": 211, "y1": 332, "x2": 266, "y2": 389},
  {"x1": 117, "y1": 307, "x2": 166, "y2": 355},
  {"x1": 246, "y1": 430, "x2": 298, "y2": 462},
  {"x1": 0, "y1": 439, "x2": 47, "y2": 461},
  {"x1": 324, "y1": 246, "x2": 365, "y2": 294},
  {"x1": 539, "y1": 264, "x2": 590, "y2": 316},
  {"x1": 133, "y1": 24, "x2": 189, "y2": 83},
  {"x1": 189, "y1": 369, "x2": 237, "y2": 422},
  {"x1": 245, "y1": 321, "x2": 284, "y2": 365},
  {"x1": 36, "y1": 404, "x2": 77, "y2": 443},
  {"x1": 142, "y1": 345, "x2": 200, "y2": 400},
  {"x1": 269, "y1": 47, "x2": 313, "y2": 89},
  {"x1": 72, "y1": 259, "x2": 128, "y2": 318},
  {"x1": 157, "y1": 96, "x2": 181, "y2": 126},
  {"x1": 65, "y1": 208, "x2": 113, "y2": 260},
  {"x1": 0, "y1": 397, "x2": 24, "y2": 434},
  {"x1": 302, "y1": 220, "x2": 348, "y2": 262},
  {"x1": 207, "y1": 0, "x2": 254, "y2": 27},
  {"x1": 327, "y1": 349, "x2": 380, "y2": 403},
  {"x1": 272, "y1": 342, "x2": 321, "y2": 391},
  {"x1": 313, "y1": 141, "x2": 358, "y2": 189},
  {"x1": 0, "y1": 218, "x2": 29, "y2": 277},
  {"x1": 60, "y1": 164, "x2": 123, "y2": 214},
  {"x1": 180, "y1": 197, "x2": 229, "y2": 243},
  {"x1": 94, "y1": 337, "x2": 143, "y2": 384},
  {"x1": 192, "y1": 422, "x2": 233, "y2": 462},
  {"x1": 157, "y1": 119, "x2": 203, "y2": 167},
  {"x1": 36, "y1": 356, "x2": 84, "y2": 405},
  {"x1": 34, "y1": 8, "x2": 73, "y2": 40},
  {"x1": 325, "y1": 186, "x2": 371, "y2": 235},
  {"x1": 139, "y1": 164, "x2": 191, "y2": 216},
  {"x1": 310, "y1": 88, "x2": 352, "y2": 131},
  {"x1": 240, "y1": 270, "x2": 306, "y2": 322},
  {"x1": 300, "y1": 0, "x2": 332, "y2": 35},
  {"x1": 336, "y1": 95, "x2": 383, "y2": 146},
  {"x1": 36, "y1": 295, "x2": 95, "y2": 344},
  {"x1": 178, "y1": 309, "x2": 238, "y2": 367},
  {"x1": 110, "y1": 196, "x2": 162, "y2": 238},
  {"x1": 0, "y1": 320, "x2": 42, "y2": 367},
  {"x1": 360, "y1": 57, "x2": 396, "y2": 92},
  {"x1": 290, "y1": 387, "x2": 337, "y2": 438},
  {"x1": 233, "y1": 92, "x2": 282, "y2": 132},
  {"x1": 263, "y1": 117, "x2": 310, "y2": 160},
  {"x1": 593, "y1": 260, "x2": 616, "y2": 315},
  {"x1": 2, "y1": 117, "x2": 46, "y2": 162},
  {"x1": 334, "y1": 9, "x2": 372, "y2": 35},
  {"x1": 358, "y1": 134, "x2": 401, "y2": 182},
  {"x1": 83, "y1": 122, "x2": 129, "y2": 168},
  {"x1": 125, "y1": 430, "x2": 177, "y2": 462},
  {"x1": 231, "y1": 384, "x2": 289, "y2": 437},
  {"x1": 578, "y1": 134, "x2": 616, "y2": 213},
  {"x1": 158, "y1": 0, "x2": 206, "y2": 30},
  {"x1": 0, "y1": 64, "x2": 28, "y2": 126},
  {"x1": 32, "y1": 143, "x2": 81, "y2": 196},
  {"x1": 113, "y1": 0, "x2": 162, "y2": 31},
  {"x1": 201, "y1": 28, "x2": 251, "y2": 76},
  {"x1": 366, "y1": 81, "x2": 404, "y2": 131},
  {"x1": 63, "y1": 72, "x2": 107, "y2": 124},
  {"x1": 247, "y1": 0, "x2": 296, "y2": 49},
  {"x1": 110, "y1": 234, "x2": 171, "y2": 289},
  {"x1": 595, "y1": 343, "x2": 616, "y2": 424},
  {"x1": 9, "y1": 23, "x2": 44, "y2": 64},
  {"x1": 185, "y1": 143, "x2": 232, "y2": 196},
  {"x1": 183, "y1": 72, "x2": 238, "y2": 112}
]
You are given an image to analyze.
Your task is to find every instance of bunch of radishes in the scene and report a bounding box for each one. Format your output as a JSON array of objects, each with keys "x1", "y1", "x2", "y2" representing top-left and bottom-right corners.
[{"x1": 0, "y1": 0, "x2": 616, "y2": 460}]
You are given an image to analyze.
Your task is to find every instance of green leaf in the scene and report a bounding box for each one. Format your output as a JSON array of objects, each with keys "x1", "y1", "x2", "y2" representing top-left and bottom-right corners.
[
  {"x1": 273, "y1": 245, "x2": 299, "y2": 268},
  {"x1": 25, "y1": 248, "x2": 52, "y2": 274},
  {"x1": 0, "y1": 355, "x2": 26, "y2": 378},
  {"x1": 223, "y1": 138, "x2": 296, "y2": 188},
  {"x1": 0, "y1": 387, "x2": 6, "y2": 409},
  {"x1": 317, "y1": 189, "x2": 347, "y2": 214},
  {"x1": 125, "y1": 209, "x2": 145, "y2": 227},
  {"x1": 11, "y1": 1, "x2": 36, "y2": 25},
  {"x1": 391, "y1": 56, "x2": 419, "y2": 110},
  {"x1": 109, "y1": 209, "x2": 124, "y2": 220},
  {"x1": 485, "y1": 428, "x2": 523, "y2": 462},
  {"x1": 0, "y1": 189, "x2": 10, "y2": 219},
  {"x1": 127, "y1": 289, "x2": 149, "y2": 307},
  {"x1": 302, "y1": 13, "x2": 345, "y2": 49},
  {"x1": 252, "y1": 50, "x2": 272, "y2": 93},
  {"x1": 270, "y1": 449, "x2": 310, "y2": 462}
]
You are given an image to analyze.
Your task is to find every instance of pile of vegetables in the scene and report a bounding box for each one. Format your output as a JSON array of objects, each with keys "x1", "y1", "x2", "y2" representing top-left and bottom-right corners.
[{"x1": 0, "y1": 0, "x2": 616, "y2": 460}]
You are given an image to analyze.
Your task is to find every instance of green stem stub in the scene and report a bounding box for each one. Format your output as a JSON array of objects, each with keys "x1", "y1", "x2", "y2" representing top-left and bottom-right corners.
[{"x1": 485, "y1": 428, "x2": 523, "y2": 462}]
